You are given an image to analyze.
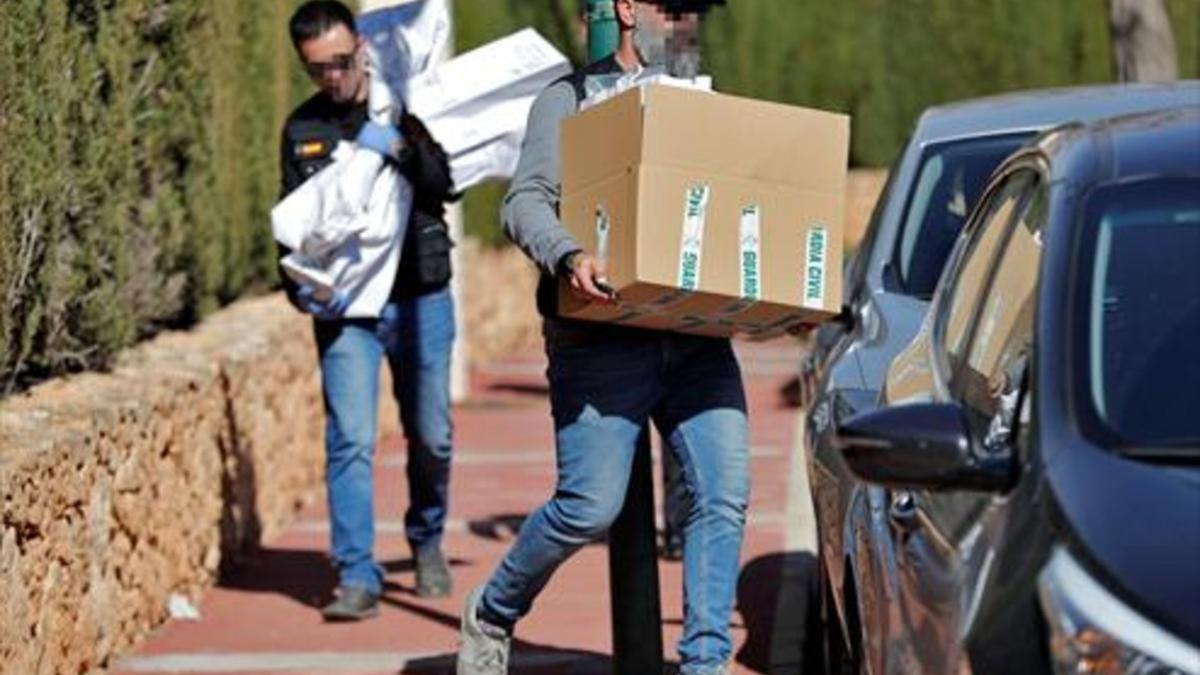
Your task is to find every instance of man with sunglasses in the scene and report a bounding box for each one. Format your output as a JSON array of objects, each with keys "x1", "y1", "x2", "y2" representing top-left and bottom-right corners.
[{"x1": 279, "y1": 0, "x2": 457, "y2": 621}]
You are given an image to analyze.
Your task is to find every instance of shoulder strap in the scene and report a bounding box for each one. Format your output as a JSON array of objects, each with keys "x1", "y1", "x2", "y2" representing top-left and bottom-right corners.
[{"x1": 560, "y1": 54, "x2": 624, "y2": 107}]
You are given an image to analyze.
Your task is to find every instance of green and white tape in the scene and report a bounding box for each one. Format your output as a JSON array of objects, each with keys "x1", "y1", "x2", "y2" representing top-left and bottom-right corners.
[
  {"x1": 803, "y1": 226, "x2": 828, "y2": 309},
  {"x1": 739, "y1": 205, "x2": 762, "y2": 301},
  {"x1": 678, "y1": 184, "x2": 710, "y2": 291}
]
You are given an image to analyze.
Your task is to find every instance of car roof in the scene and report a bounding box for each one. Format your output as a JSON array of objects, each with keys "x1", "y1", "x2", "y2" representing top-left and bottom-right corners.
[
  {"x1": 911, "y1": 81, "x2": 1200, "y2": 144},
  {"x1": 1031, "y1": 105, "x2": 1200, "y2": 185}
]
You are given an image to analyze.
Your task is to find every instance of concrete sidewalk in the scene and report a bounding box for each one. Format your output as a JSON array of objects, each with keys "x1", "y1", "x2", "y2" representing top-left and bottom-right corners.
[{"x1": 116, "y1": 341, "x2": 817, "y2": 675}]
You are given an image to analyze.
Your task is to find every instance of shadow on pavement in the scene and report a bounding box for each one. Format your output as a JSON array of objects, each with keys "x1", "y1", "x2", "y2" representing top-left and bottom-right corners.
[
  {"x1": 735, "y1": 551, "x2": 821, "y2": 674},
  {"x1": 217, "y1": 547, "x2": 335, "y2": 609},
  {"x1": 399, "y1": 647, "x2": 610, "y2": 674},
  {"x1": 218, "y1": 547, "x2": 473, "y2": 605},
  {"x1": 487, "y1": 382, "x2": 551, "y2": 398},
  {"x1": 467, "y1": 513, "x2": 528, "y2": 541}
]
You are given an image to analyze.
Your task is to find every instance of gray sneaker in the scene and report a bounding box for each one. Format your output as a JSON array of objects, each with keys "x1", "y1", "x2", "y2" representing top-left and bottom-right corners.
[
  {"x1": 415, "y1": 546, "x2": 452, "y2": 598},
  {"x1": 457, "y1": 587, "x2": 510, "y2": 675}
]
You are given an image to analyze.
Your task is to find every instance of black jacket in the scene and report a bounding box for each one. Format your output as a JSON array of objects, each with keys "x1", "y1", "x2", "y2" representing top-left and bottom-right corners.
[{"x1": 278, "y1": 91, "x2": 455, "y2": 302}]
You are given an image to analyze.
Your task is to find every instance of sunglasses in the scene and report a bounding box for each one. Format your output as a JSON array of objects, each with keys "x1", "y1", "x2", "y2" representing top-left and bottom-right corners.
[{"x1": 303, "y1": 52, "x2": 357, "y2": 78}]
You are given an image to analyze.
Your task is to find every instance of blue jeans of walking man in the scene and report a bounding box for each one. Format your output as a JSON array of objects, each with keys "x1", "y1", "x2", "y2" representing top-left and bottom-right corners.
[
  {"x1": 476, "y1": 323, "x2": 749, "y2": 674},
  {"x1": 315, "y1": 288, "x2": 455, "y2": 597}
]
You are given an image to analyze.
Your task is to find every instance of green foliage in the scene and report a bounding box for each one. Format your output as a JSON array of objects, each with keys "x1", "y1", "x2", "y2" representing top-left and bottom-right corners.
[
  {"x1": 0, "y1": 0, "x2": 307, "y2": 392},
  {"x1": 454, "y1": 0, "x2": 1199, "y2": 242},
  {"x1": 455, "y1": 0, "x2": 584, "y2": 63},
  {"x1": 1169, "y1": 0, "x2": 1200, "y2": 78},
  {"x1": 704, "y1": 0, "x2": 1118, "y2": 165}
]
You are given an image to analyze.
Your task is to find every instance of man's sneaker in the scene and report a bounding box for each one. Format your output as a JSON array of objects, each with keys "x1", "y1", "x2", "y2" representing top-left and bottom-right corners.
[
  {"x1": 415, "y1": 546, "x2": 453, "y2": 598},
  {"x1": 321, "y1": 585, "x2": 379, "y2": 622},
  {"x1": 457, "y1": 587, "x2": 510, "y2": 675}
]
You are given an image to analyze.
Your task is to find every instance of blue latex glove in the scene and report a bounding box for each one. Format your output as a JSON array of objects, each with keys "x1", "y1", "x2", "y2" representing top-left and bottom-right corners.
[
  {"x1": 296, "y1": 285, "x2": 351, "y2": 321},
  {"x1": 355, "y1": 121, "x2": 403, "y2": 159}
]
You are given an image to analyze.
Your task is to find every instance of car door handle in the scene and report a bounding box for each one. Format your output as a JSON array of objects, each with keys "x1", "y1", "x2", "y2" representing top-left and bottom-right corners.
[{"x1": 889, "y1": 491, "x2": 918, "y2": 530}]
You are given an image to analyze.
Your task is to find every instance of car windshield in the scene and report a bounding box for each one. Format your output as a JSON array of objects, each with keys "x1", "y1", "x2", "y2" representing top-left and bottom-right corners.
[
  {"x1": 894, "y1": 133, "x2": 1031, "y2": 298},
  {"x1": 1083, "y1": 177, "x2": 1200, "y2": 454}
]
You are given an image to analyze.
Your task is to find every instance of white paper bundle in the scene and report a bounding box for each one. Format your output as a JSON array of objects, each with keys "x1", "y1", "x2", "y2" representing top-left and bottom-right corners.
[{"x1": 407, "y1": 28, "x2": 571, "y2": 190}]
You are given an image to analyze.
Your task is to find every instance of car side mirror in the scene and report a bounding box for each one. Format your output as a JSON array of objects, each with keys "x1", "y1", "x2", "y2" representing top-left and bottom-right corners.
[{"x1": 834, "y1": 403, "x2": 1013, "y2": 492}]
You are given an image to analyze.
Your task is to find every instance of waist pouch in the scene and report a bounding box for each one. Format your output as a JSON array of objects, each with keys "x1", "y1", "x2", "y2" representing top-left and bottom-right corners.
[{"x1": 398, "y1": 214, "x2": 453, "y2": 290}]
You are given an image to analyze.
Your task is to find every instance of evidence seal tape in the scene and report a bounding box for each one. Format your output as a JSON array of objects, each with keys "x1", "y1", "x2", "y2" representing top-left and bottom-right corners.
[
  {"x1": 678, "y1": 184, "x2": 711, "y2": 292},
  {"x1": 739, "y1": 205, "x2": 762, "y2": 302},
  {"x1": 804, "y1": 226, "x2": 829, "y2": 309}
]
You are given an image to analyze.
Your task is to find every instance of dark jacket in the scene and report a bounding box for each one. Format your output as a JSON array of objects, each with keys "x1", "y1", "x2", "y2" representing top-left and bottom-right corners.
[{"x1": 278, "y1": 91, "x2": 455, "y2": 303}]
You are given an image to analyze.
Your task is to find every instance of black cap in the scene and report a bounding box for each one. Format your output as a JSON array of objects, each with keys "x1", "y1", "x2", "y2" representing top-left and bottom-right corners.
[{"x1": 647, "y1": 0, "x2": 726, "y2": 15}]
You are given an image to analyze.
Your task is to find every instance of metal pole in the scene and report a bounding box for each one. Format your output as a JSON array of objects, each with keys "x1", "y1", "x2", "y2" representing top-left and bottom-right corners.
[
  {"x1": 608, "y1": 427, "x2": 664, "y2": 674},
  {"x1": 585, "y1": 8, "x2": 663, "y2": 672}
]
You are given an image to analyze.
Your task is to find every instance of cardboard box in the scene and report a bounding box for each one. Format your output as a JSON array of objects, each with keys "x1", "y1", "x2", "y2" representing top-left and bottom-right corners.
[{"x1": 558, "y1": 84, "x2": 849, "y2": 339}]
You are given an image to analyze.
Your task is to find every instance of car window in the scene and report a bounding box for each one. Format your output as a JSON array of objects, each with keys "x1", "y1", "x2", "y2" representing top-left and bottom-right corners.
[
  {"x1": 1078, "y1": 177, "x2": 1200, "y2": 454},
  {"x1": 894, "y1": 133, "x2": 1031, "y2": 299},
  {"x1": 845, "y1": 150, "x2": 902, "y2": 304},
  {"x1": 957, "y1": 184, "x2": 1047, "y2": 432},
  {"x1": 920, "y1": 170, "x2": 1040, "y2": 544},
  {"x1": 938, "y1": 170, "x2": 1037, "y2": 376}
]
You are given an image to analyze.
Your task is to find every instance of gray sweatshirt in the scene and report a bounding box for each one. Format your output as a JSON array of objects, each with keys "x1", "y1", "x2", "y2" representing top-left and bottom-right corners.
[
  {"x1": 501, "y1": 56, "x2": 625, "y2": 316},
  {"x1": 501, "y1": 80, "x2": 582, "y2": 276}
]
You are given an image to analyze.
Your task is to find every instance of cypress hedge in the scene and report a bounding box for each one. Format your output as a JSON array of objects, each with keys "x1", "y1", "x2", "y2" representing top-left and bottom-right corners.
[{"x1": 0, "y1": 0, "x2": 307, "y2": 394}]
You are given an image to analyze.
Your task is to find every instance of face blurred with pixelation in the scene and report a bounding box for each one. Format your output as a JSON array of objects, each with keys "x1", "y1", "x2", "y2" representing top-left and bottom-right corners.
[
  {"x1": 631, "y1": 1, "x2": 701, "y2": 75},
  {"x1": 298, "y1": 23, "x2": 366, "y2": 104}
]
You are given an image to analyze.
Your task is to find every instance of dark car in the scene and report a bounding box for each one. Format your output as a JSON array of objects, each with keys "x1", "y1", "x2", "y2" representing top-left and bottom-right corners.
[
  {"x1": 825, "y1": 107, "x2": 1200, "y2": 674},
  {"x1": 801, "y1": 82, "x2": 1200, "y2": 410},
  {"x1": 801, "y1": 81, "x2": 1200, "y2": 675}
]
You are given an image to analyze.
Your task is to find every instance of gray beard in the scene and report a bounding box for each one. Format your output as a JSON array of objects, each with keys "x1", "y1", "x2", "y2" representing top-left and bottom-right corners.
[
  {"x1": 633, "y1": 27, "x2": 702, "y2": 78},
  {"x1": 667, "y1": 48, "x2": 701, "y2": 79},
  {"x1": 632, "y1": 26, "x2": 668, "y2": 69}
]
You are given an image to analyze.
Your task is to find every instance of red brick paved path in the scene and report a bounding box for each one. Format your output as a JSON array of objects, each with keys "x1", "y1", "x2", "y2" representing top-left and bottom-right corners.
[{"x1": 117, "y1": 341, "x2": 811, "y2": 675}]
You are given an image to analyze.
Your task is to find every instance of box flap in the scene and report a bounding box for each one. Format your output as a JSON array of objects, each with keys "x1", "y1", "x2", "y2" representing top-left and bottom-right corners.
[
  {"x1": 561, "y1": 86, "x2": 644, "y2": 192},
  {"x1": 640, "y1": 85, "x2": 849, "y2": 194}
]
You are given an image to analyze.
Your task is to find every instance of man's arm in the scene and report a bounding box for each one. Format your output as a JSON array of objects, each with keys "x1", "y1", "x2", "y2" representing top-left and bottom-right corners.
[
  {"x1": 279, "y1": 124, "x2": 308, "y2": 199},
  {"x1": 500, "y1": 81, "x2": 582, "y2": 276},
  {"x1": 398, "y1": 113, "x2": 455, "y2": 202}
]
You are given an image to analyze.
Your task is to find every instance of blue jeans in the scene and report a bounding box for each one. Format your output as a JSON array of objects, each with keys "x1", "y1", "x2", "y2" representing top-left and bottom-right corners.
[
  {"x1": 314, "y1": 287, "x2": 456, "y2": 595},
  {"x1": 480, "y1": 321, "x2": 749, "y2": 674}
]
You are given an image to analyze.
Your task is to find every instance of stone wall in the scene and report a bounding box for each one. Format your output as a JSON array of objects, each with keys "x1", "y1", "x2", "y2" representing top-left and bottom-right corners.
[{"x1": 0, "y1": 295, "x2": 327, "y2": 675}]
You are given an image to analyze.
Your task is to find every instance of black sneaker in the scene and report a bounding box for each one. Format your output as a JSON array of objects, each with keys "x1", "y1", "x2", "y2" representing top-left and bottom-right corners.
[
  {"x1": 415, "y1": 547, "x2": 453, "y2": 598},
  {"x1": 321, "y1": 585, "x2": 379, "y2": 622}
]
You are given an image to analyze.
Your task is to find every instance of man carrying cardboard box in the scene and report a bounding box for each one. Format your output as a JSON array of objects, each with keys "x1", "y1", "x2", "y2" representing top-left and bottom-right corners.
[{"x1": 457, "y1": 2, "x2": 749, "y2": 674}]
